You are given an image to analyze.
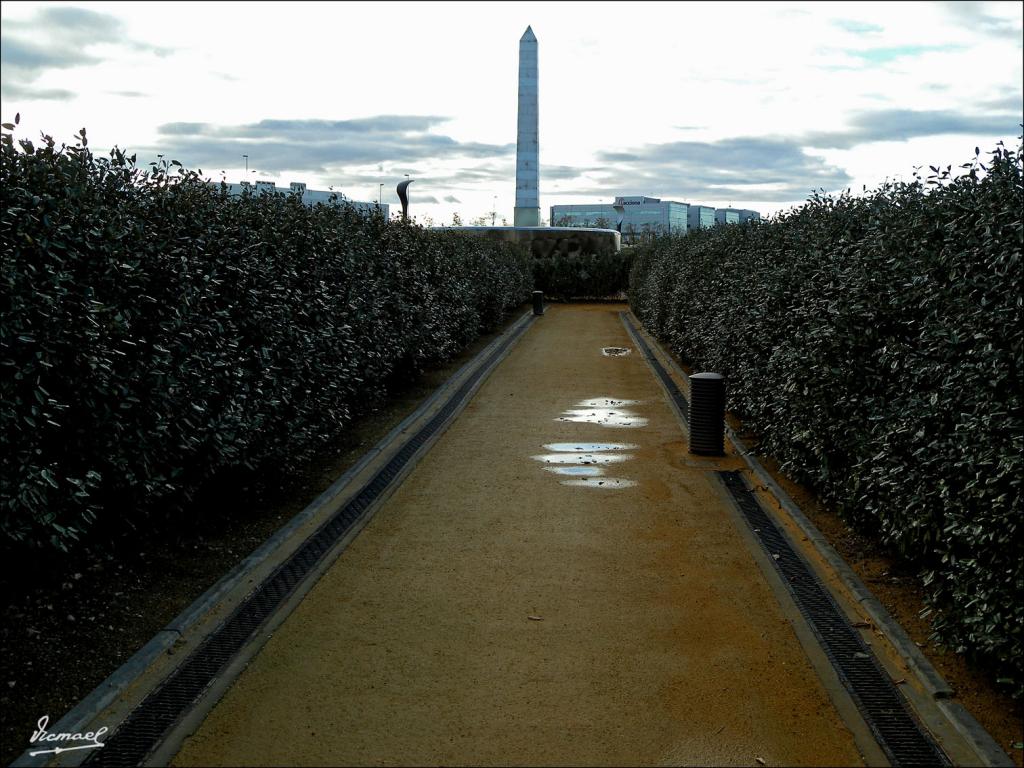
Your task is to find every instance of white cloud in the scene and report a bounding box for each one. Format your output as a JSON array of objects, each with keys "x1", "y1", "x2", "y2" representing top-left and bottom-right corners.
[{"x1": 1, "y1": 0, "x2": 1020, "y2": 221}]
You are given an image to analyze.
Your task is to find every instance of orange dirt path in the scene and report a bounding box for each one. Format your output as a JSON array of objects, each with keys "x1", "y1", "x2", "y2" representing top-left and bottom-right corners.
[{"x1": 173, "y1": 303, "x2": 866, "y2": 767}]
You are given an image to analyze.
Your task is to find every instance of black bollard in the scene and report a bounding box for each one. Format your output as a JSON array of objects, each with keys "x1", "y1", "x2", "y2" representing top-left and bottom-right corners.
[
  {"x1": 688, "y1": 372, "x2": 725, "y2": 455},
  {"x1": 532, "y1": 291, "x2": 544, "y2": 316}
]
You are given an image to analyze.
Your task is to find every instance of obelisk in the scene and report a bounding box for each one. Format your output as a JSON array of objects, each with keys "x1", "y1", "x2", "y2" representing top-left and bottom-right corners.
[{"x1": 514, "y1": 25, "x2": 540, "y2": 227}]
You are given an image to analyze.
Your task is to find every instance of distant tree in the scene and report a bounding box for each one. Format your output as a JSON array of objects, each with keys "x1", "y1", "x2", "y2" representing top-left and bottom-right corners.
[
  {"x1": 470, "y1": 214, "x2": 490, "y2": 226},
  {"x1": 421, "y1": 214, "x2": 435, "y2": 227},
  {"x1": 451, "y1": 212, "x2": 462, "y2": 226},
  {"x1": 593, "y1": 216, "x2": 610, "y2": 229},
  {"x1": 501, "y1": 216, "x2": 509, "y2": 226}
]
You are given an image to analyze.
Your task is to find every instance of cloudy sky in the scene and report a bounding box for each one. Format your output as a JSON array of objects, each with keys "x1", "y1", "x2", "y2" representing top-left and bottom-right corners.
[{"x1": 2, "y1": 1, "x2": 1021, "y2": 223}]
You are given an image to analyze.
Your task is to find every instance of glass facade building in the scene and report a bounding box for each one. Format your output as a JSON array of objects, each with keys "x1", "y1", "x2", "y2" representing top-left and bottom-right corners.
[
  {"x1": 550, "y1": 196, "x2": 689, "y2": 243},
  {"x1": 214, "y1": 181, "x2": 386, "y2": 217},
  {"x1": 551, "y1": 197, "x2": 760, "y2": 241},
  {"x1": 550, "y1": 205, "x2": 619, "y2": 228},
  {"x1": 687, "y1": 205, "x2": 716, "y2": 230},
  {"x1": 715, "y1": 207, "x2": 761, "y2": 225},
  {"x1": 715, "y1": 208, "x2": 741, "y2": 225}
]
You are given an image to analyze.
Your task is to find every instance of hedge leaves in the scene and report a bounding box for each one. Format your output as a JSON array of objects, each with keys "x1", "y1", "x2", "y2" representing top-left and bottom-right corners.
[
  {"x1": 1, "y1": 126, "x2": 531, "y2": 555},
  {"x1": 629, "y1": 141, "x2": 1023, "y2": 696}
]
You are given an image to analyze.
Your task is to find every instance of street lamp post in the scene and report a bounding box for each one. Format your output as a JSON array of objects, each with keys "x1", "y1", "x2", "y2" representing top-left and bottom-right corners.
[
  {"x1": 492, "y1": 195, "x2": 497, "y2": 226},
  {"x1": 379, "y1": 183, "x2": 383, "y2": 206},
  {"x1": 243, "y1": 154, "x2": 248, "y2": 175}
]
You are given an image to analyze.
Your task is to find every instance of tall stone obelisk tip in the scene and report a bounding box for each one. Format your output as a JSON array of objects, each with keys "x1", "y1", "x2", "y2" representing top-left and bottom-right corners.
[{"x1": 514, "y1": 25, "x2": 540, "y2": 227}]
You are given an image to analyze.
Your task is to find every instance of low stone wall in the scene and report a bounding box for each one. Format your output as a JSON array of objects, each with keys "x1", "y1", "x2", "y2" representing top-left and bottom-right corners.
[{"x1": 434, "y1": 226, "x2": 621, "y2": 258}]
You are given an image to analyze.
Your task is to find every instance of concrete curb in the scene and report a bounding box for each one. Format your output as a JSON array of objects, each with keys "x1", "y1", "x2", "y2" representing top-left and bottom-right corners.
[
  {"x1": 621, "y1": 310, "x2": 1014, "y2": 768},
  {"x1": 11, "y1": 309, "x2": 537, "y2": 768},
  {"x1": 146, "y1": 306, "x2": 539, "y2": 767},
  {"x1": 724, "y1": 425, "x2": 954, "y2": 695},
  {"x1": 620, "y1": 317, "x2": 689, "y2": 439}
]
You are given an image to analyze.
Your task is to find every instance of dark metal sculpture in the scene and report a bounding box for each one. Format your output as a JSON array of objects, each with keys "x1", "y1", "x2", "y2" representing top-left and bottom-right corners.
[
  {"x1": 397, "y1": 179, "x2": 414, "y2": 222},
  {"x1": 613, "y1": 203, "x2": 624, "y2": 233}
]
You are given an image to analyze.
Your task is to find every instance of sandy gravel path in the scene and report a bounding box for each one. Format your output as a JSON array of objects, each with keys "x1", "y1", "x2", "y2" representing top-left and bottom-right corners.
[{"x1": 173, "y1": 303, "x2": 865, "y2": 767}]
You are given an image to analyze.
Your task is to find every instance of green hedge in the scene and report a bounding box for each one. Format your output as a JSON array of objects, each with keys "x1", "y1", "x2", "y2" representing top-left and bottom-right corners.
[
  {"x1": 533, "y1": 249, "x2": 632, "y2": 299},
  {"x1": 1, "y1": 124, "x2": 532, "y2": 555},
  {"x1": 629, "y1": 141, "x2": 1023, "y2": 696}
]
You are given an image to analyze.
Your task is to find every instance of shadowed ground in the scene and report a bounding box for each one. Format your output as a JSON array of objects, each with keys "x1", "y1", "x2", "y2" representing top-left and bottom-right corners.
[{"x1": 172, "y1": 303, "x2": 866, "y2": 767}]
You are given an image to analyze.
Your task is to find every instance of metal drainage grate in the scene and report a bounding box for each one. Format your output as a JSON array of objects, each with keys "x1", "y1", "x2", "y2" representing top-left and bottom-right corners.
[
  {"x1": 618, "y1": 313, "x2": 689, "y2": 418},
  {"x1": 718, "y1": 470, "x2": 949, "y2": 768},
  {"x1": 84, "y1": 316, "x2": 535, "y2": 768},
  {"x1": 619, "y1": 312, "x2": 949, "y2": 767}
]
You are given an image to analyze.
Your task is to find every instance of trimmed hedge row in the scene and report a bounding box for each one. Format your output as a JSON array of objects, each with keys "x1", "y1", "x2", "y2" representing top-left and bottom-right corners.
[
  {"x1": 533, "y1": 250, "x2": 632, "y2": 299},
  {"x1": 629, "y1": 141, "x2": 1023, "y2": 695},
  {"x1": 1, "y1": 125, "x2": 532, "y2": 555}
]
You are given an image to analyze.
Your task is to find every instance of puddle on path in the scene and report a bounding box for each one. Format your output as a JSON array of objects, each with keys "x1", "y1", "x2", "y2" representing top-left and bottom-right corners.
[
  {"x1": 561, "y1": 477, "x2": 637, "y2": 488},
  {"x1": 535, "y1": 401, "x2": 644, "y2": 488},
  {"x1": 543, "y1": 442, "x2": 637, "y2": 453},
  {"x1": 576, "y1": 398, "x2": 641, "y2": 408},
  {"x1": 556, "y1": 398, "x2": 648, "y2": 428},
  {"x1": 532, "y1": 452, "x2": 634, "y2": 465},
  {"x1": 545, "y1": 465, "x2": 604, "y2": 477}
]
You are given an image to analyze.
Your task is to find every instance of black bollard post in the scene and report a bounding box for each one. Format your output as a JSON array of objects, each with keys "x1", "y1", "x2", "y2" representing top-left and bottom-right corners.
[
  {"x1": 532, "y1": 291, "x2": 544, "y2": 316},
  {"x1": 688, "y1": 372, "x2": 725, "y2": 455}
]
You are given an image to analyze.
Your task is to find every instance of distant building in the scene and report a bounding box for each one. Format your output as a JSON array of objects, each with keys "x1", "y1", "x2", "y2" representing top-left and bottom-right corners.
[
  {"x1": 715, "y1": 207, "x2": 761, "y2": 225},
  {"x1": 214, "y1": 180, "x2": 387, "y2": 217},
  {"x1": 550, "y1": 196, "x2": 688, "y2": 243},
  {"x1": 715, "y1": 208, "x2": 741, "y2": 226},
  {"x1": 688, "y1": 205, "x2": 716, "y2": 230},
  {"x1": 549, "y1": 203, "x2": 617, "y2": 228},
  {"x1": 551, "y1": 196, "x2": 761, "y2": 241}
]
